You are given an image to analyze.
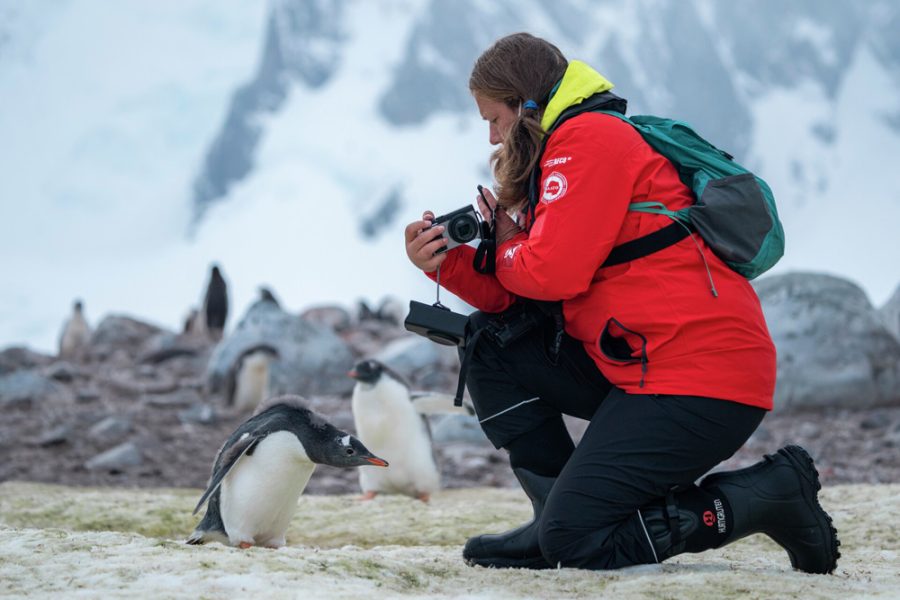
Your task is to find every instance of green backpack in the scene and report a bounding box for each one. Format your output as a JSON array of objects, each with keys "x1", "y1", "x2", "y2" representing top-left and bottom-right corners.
[{"x1": 532, "y1": 94, "x2": 785, "y2": 281}]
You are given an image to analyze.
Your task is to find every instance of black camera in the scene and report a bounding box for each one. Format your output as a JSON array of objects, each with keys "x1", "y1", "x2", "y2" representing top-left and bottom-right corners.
[
  {"x1": 430, "y1": 205, "x2": 484, "y2": 254},
  {"x1": 404, "y1": 300, "x2": 469, "y2": 347}
]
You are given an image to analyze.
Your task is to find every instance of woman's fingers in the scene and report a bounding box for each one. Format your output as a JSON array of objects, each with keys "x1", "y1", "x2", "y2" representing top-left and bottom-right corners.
[
  {"x1": 405, "y1": 218, "x2": 448, "y2": 271},
  {"x1": 404, "y1": 219, "x2": 430, "y2": 244},
  {"x1": 475, "y1": 186, "x2": 497, "y2": 222}
]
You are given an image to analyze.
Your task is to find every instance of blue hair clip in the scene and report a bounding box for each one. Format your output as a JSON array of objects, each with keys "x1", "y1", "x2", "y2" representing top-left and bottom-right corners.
[{"x1": 523, "y1": 99, "x2": 539, "y2": 111}]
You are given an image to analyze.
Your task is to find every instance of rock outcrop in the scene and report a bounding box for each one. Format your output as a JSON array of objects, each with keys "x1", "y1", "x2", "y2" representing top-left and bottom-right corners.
[{"x1": 755, "y1": 272, "x2": 900, "y2": 411}]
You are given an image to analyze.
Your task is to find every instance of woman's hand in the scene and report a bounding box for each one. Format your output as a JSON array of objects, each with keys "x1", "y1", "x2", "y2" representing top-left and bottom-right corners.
[
  {"x1": 476, "y1": 187, "x2": 523, "y2": 245},
  {"x1": 404, "y1": 211, "x2": 449, "y2": 273}
]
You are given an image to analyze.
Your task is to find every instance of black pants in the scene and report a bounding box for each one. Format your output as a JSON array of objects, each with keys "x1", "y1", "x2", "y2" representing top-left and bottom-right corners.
[{"x1": 464, "y1": 308, "x2": 766, "y2": 569}]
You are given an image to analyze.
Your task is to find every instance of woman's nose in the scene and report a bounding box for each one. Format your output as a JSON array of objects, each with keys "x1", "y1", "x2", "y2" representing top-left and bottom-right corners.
[{"x1": 489, "y1": 125, "x2": 501, "y2": 145}]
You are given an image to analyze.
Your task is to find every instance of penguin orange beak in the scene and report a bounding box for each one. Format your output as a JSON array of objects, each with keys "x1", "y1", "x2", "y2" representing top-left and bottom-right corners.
[
  {"x1": 366, "y1": 457, "x2": 389, "y2": 467},
  {"x1": 347, "y1": 369, "x2": 358, "y2": 378}
]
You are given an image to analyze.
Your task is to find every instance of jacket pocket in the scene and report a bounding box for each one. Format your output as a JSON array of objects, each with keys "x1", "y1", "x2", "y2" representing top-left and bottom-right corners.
[{"x1": 598, "y1": 317, "x2": 649, "y2": 387}]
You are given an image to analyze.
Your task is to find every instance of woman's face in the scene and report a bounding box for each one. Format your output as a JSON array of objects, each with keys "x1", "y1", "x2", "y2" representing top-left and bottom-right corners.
[{"x1": 475, "y1": 94, "x2": 518, "y2": 146}]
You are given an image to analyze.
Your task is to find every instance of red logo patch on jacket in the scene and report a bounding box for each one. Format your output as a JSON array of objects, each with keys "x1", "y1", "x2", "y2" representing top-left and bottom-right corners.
[{"x1": 542, "y1": 171, "x2": 568, "y2": 203}]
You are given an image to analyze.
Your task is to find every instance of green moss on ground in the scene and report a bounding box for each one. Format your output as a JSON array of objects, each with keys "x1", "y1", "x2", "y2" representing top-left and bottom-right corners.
[{"x1": 1, "y1": 481, "x2": 898, "y2": 599}]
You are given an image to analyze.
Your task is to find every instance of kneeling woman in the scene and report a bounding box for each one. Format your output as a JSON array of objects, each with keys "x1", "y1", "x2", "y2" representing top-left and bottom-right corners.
[{"x1": 403, "y1": 32, "x2": 839, "y2": 573}]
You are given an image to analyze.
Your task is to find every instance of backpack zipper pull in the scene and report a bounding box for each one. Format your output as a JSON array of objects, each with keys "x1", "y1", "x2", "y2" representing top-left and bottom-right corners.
[{"x1": 687, "y1": 232, "x2": 719, "y2": 297}]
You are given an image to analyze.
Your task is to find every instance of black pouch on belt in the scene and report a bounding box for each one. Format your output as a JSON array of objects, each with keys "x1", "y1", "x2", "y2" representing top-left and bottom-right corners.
[{"x1": 454, "y1": 300, "x2": 564, "y2": 406}]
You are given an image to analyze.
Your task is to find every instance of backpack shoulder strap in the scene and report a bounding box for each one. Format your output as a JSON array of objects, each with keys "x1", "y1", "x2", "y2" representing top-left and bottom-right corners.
[{"x1": 601, "y1": 221, "x2": 691, "y2": 268}]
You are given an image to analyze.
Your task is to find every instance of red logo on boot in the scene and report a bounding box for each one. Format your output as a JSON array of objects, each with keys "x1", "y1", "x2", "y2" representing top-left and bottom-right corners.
[{"x1": 703, "y1": 510, "x2": 716, "y2": 527}]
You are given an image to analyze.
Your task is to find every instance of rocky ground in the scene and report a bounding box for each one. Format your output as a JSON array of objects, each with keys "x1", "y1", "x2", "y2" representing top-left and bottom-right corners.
[{"x1": 1, "y1": 307, "x2": 899, "y2": 496}]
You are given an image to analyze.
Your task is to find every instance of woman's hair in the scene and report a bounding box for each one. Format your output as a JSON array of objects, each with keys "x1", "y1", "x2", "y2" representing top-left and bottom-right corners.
[{"x1": 469, "y1": 33, "x2": 568, "y2": 210}]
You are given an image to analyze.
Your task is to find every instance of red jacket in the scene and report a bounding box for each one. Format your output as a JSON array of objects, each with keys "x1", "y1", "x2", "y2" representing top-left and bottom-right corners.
[{"x1": 430, "y1": 112, "x2": 776, "y2": 410}]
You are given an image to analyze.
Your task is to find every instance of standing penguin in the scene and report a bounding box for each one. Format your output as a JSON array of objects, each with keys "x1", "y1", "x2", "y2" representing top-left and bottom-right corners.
[
  {"x1": 187, "y1": 394, "x2": 387, "y2": 548},
  {"x1": 203, "y1": 264, "x2": 228, "y2": 341},
  {"x1": 349, "y1": 359, "x2": 467, "y2": 502},
  {"x1": 224, "y1": 344, "x2": 280, "y2": 413},
  {"x1": 58, "y1": 300, "x2": 91, "y2": 359}
]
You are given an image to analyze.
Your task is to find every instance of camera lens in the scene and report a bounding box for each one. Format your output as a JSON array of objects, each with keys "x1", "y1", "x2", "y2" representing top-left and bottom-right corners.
[{"x1": 449, "y1": 215, "x2": 478, "y2": 243}]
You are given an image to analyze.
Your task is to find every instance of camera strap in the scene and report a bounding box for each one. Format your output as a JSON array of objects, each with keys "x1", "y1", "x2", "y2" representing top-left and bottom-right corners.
[
  {"x1": 473, "y1": 212, "x2": 497, "y2": 274},
  {"x1": 434, "y1": 263, "x2": 478, "y2": 406},
  {"x1": 472, "y1": 237, "x2": 495, "y2": 274},
  {"x1": 454, "y1": 326, "x2": 485, "y2": 406},
  {"x1": 434, "y1": 265, "x2": 446, "y2": 308}
]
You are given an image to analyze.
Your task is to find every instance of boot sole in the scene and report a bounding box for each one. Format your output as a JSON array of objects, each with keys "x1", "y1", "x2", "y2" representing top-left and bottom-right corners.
[{"x1": 778, "y1": 445, "x2": 841, "y2": 574}]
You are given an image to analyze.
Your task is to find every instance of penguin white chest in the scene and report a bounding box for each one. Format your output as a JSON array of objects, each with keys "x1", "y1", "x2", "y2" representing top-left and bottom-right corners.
[
  {"x1": 352, "y1": 379, "x2": 439, "y2": 496},
  {"x1": 233, "y1": 353, "x2": 270, "y2": 412},
  {"x1": 219, "y1": 430, "x2": 315, "y2": 547},
  {"x1": 59, "y1": 314, "x2": 90, "y2": 357}
]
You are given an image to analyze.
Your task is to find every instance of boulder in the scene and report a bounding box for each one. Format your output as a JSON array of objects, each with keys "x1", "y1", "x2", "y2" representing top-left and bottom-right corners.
[
  {"x1": 85, "y1": 442, "x2": 142, "y2": 471},
  {"x1": 89, "y1": 315, "x2": 170, "y2": 361},
  {"x1": 0, "y1": 346, "x2": 54, "y2": 375},
  {"x1": 755, "y1": 272, "x2": 900, "y2": 411},
  {"x1": 430, "y1": 414, "x2": 488, "y2": 444},
  {"x1": 373, "y1": 335, "x2": 460, "y2": 389},
  {"x1": 36, "y1": 424, "x2": 73, "y2": 447},
  {"x1": 879, "y1": 283, "x2": 900, "y2": 342},
  {"x1": 45, "y1": 361, "x2": 79, "y2": 382},
  {"x1": 207, "y1": 298, "x2": 356, "y2": 398},
  {"x1": 178, "y1": 403, "x2": 218, "y2": 426},
  {"x1": 0, "y1": 370, "x2": 66, "y2": 409},
  {"x1": 300, "y1": 304, "x2": 353, "y2": 332},
  {"x1": 88, "y1": 416, "x2": 133, "y2": 441}
]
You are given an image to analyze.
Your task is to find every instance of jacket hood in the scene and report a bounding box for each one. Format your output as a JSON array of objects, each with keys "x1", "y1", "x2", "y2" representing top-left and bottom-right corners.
[{"x1": 541, "y1": 60, "x2": 615, "y2": 132}]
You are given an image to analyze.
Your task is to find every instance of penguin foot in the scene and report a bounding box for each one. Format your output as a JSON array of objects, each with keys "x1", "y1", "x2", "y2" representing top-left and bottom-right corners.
[
  {"x1": 238, "y1": 541, "x2": 254, "y2": 549},
  {"x1": 417, "y1": 493, "x2": 431, "y2": 503},
  {"x1": 360, "y1": 491, "x2": 378, "y2": 501}
]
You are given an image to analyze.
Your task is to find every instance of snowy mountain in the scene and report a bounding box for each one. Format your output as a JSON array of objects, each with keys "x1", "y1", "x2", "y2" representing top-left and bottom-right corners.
[{"x1": 1, "y1": 0, "x2": 899, "y2": 353}]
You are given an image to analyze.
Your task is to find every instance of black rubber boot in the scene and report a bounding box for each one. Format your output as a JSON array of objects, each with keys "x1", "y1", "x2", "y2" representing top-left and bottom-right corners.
[
  {"x1": 463, "y1": 468, "x2": 555, "y2": 569},
  {"x1": 701, "y1": 444, "x2": 840, "y2": 573},
  {"x1": 640, "y1": 445, "x2": 841, "y2": 574}
]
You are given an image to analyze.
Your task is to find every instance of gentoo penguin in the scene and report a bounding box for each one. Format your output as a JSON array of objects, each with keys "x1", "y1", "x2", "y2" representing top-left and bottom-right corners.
[
  {"x1": 187, "y1": 394, "x2": 387, "y2": 548},
  {"x1": 349, "y1": 359, "x2": 468, "y2": 502},
  {"x1": 58, "y1": 300, "x2": 91, "y2": 359},
  {"x1": 224, "y1": 344, "x2": 280, "y2": 413},
  {"x1": 203, "y1": 264, "x2": 228, "y2": 341}
]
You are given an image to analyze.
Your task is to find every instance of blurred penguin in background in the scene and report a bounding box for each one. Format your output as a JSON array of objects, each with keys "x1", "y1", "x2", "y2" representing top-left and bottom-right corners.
[
  {"x1": 225, "y1": 345, "x2": 280, "y2": 413},
  {"x1": 348, "y1": 359, "x2": 471, "y2": 502},
  {"x1": 203, "y1": 264, "x2": 228, "y2": 341},
  {"x1": 58, "y1": 299, "x2": 91, "y2": 360}
]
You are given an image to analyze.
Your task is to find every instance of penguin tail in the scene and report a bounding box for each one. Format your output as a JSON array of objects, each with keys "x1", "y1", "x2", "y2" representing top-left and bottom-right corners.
[
  {"x1": 186, "y1": 528, "x2": 229, "y2": 546},
  {"x1": 185, "y1": 530, "x2": 207, "y2": 545}
]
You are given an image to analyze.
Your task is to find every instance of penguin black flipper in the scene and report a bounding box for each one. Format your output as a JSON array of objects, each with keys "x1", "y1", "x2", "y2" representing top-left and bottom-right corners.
[{"x1": 192, "y1": 433, "x2": 263, "y2": 515}]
